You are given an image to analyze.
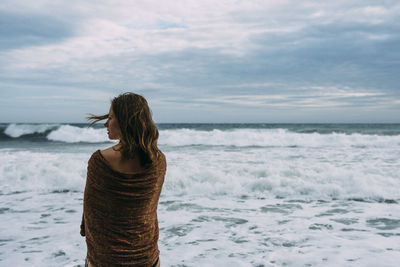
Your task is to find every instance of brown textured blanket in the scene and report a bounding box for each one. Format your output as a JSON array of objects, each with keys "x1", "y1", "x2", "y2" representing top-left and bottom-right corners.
[{"x1": 80, "y1": 150, "x2": 166, "y2": 267}]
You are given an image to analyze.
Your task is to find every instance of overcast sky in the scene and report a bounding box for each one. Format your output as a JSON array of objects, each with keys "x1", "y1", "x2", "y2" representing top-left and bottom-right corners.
[{"x1": 0, "y1": 0, "x2": 399, "y2": 123}]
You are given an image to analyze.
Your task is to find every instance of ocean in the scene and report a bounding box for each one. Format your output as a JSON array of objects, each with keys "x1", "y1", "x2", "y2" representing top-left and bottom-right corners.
[{"x1": 0, "y1": 123, "x2": 399, "y2": 266}]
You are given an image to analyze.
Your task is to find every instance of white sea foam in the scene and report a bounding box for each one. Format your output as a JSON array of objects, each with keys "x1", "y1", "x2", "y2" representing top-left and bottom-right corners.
[
  {"x1": 46, "y1": 125, "x2": 108, "y2": 143},
  {"x1": 4, "y1": 123, "x2": 58, "y2": 138},
  {"x1": 0, "y1": 150, "x2": 87, "y2": 194},
  {"x1": 164, "y1": 145, "x2": 400, "y2": 200},
  {"x1": 1, "y1": 140, "x2": 399, "y2": 200}
]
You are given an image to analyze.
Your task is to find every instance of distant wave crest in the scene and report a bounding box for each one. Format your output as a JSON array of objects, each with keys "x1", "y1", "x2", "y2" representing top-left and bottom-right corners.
[
  {"x1": 47, "y1": 125, "x2": 108, "y2": 143},
  {"x1": 158, "y1": 128, "x2": 400, "y2": 148},
  {"x1": 2, "y1": 124, "x2": 108, "y2": 143},
  {"x1": 2, "y1": 124, "x2": 400, "y2": 147},
  {"x1": 4, "y1": 123, "x2": 58, "y2": 138}
]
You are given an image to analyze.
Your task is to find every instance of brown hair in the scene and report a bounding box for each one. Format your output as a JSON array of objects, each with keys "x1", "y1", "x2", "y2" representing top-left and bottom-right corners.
[{"x1": 88, "y1": 93, "x2": 161, "y2": 167}]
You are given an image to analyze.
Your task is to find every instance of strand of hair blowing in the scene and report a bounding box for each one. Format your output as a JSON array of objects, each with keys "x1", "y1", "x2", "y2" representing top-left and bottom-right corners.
[{"x1": 112, "y1": 93, "x2": 160, "y2": 167}]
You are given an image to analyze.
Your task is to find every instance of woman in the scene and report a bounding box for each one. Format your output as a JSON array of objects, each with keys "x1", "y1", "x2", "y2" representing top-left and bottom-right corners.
[{"x1": 80, "y1": 93, "x2": 166, "y2": 267}]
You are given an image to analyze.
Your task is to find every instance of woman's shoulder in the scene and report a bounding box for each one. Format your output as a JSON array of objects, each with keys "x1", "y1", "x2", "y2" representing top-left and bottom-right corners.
[
  {"x1": 98, "y1": 146, "x2": 122, "y2": 169},
  {"x1": 100, "y1": 146, "x2": 118, "y2": 160},
  {"x1": 87, "y1": 147, "x2": 114, "y2": 165},
  {"x1": 100, "y1": 146, "x2": 148, "y2": 175},
  {"x1": 155, "y1": 151, "x2": 167, "y2": 170}
]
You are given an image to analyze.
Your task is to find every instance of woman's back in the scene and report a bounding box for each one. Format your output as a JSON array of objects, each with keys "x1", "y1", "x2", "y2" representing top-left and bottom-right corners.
[{"x1": 82, "y1": 150, "x2": 166, "y2": 266}]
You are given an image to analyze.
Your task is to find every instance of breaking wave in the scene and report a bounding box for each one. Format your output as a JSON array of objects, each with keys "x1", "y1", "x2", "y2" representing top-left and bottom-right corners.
[{"x1": 1, "y1": 123, "x2": 400, "y2": 148}]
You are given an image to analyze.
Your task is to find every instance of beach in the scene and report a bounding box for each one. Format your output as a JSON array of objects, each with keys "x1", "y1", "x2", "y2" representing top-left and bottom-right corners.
[{"x1": 1, "y1": 123, "x2": 400, "y2": 266}]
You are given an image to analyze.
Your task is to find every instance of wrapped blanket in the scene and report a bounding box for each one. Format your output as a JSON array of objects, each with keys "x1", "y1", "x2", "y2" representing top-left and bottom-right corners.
[{"x1": 81, "y1": 150, "x2": 166, "y2": 267}]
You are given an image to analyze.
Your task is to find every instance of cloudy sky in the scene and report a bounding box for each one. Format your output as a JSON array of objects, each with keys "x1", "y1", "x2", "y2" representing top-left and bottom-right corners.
[{"x1": 0, "y1": 0, "x2": 399, "y2": 123}]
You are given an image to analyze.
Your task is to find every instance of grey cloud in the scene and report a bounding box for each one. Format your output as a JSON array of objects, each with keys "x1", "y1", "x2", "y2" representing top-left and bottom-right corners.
[
  {"x1": 0, "y1": 11, "x2": 74, "y2": 50},
  {"x1": 247, "y1": 21, "x2": 400, "y2": 89}
]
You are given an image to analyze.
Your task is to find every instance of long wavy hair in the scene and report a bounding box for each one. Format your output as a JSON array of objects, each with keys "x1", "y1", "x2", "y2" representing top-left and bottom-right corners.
[{"x1": 88, "y1": 93, "x2": 161, "y2": 167}]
